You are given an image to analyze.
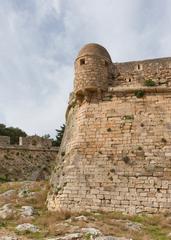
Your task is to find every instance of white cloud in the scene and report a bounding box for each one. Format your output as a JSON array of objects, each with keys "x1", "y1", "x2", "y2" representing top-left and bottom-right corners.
[
  {"x1": 0, "y1": 0, "x2": 171, "y2": 137},
  {"x1": 34, "y1": 0, "x2": 62, "y2": 23}
]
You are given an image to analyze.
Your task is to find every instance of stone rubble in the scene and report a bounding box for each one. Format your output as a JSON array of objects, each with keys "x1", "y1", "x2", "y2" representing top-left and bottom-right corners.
[
  {"x1": 15, "y1": 223, "x2": 39, "y2": 233},
  {"x1": 20, "y1": 206, "x2": 35, "y2": 217},
  {"x1": 0, "y1": 237, "x2": 18, "y2": 240},
  {"x1": 95, "y1": 237, "x2": 132, "y2": 240},
  {"x1": 125, "y1": 221, "x2": 142, "y2": 231},
  {"x1": 46, "y1": 233, "x2": 82, "y2": 240},
  {"x1": 81, "y1": 227, "x2": 102, "y2": 236},
  {"x1": 0, "y1": 204, "x2": 15, "y2": 220},
  {"x1": 18, "y1": 189, "x2": 34, "y2": 198},
  {"x1": 0, "y1": 190, "x2": 16, "y2": 198}
]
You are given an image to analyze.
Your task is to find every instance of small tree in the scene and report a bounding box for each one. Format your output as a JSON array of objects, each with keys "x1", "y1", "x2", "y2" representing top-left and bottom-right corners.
[
  {"x1": 53, "y1": 124, "x2": 65, "y2": 147},
  {"x1": 42, "y1": 134, "x2": 51, "y2": 139}
]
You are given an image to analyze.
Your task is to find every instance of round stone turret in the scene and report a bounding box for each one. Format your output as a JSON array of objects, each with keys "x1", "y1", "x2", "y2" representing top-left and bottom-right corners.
[{"x1": 74, "y1": 43, "x2": 113, "y2": 97}]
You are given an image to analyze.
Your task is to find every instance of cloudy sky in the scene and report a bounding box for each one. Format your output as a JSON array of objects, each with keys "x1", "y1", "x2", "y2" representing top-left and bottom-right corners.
[{"x1": 0, "y1": 0, "x2": 171, "y2": 137}]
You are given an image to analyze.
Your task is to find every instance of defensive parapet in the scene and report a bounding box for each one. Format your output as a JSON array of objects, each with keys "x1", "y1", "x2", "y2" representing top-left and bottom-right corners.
[
  {"x1": 0, "y1": 135, "x2": 53, "y2": 149},
  {"x1": 48, "y1": 43, "x2": 171, "y2": 214},
  {"x1": 19, "y1": 135, "x2": 52, "y2": 148}
]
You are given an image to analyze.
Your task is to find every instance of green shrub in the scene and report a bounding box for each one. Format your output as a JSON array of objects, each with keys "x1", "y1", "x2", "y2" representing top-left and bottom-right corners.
[
  {"x1": 144, "y1": 79, "x2": 156, "y2": 87},
  {"x1": 0, "y1": 221, "x2": 7, "y2": 228},
  {"x1": 122, "y1": 156, "x2": 130, "y2": 164},
  {"x1": 0, "y1": 174, "x2": 8, "y2": 182},
  {"x1": 134, "y1": 90, "x2": 145, "y2": 98},
  {"x1": 123, "y1": 115, "x2": 134, "y2": 120}
]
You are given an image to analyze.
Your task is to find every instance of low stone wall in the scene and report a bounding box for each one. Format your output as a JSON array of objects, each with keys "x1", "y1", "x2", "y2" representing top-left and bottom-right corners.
[
  {"x1": 0, "y1": 146, "x2": 58, "y2": 181},
  {"x1": 0, "y1": 136, "x2": 10, "y2": 147},
  {"x1": 19, "y1": 136, "x2": 52, "y2": 148}
]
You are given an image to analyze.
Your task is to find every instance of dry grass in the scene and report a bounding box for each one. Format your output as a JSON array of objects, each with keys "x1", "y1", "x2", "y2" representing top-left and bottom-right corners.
[
  {"x1": 0, "y1": 182, "x2": 23, "y2": 194},
  {"x1": 34, "y1": 209, "x2": 74, "y2": 236},
  {"x1": 35, "y1": 209, "x2": 72, "y2": 225},
  {"x1": 0, "y1": 181, "x2": 171, "y2": 240}
]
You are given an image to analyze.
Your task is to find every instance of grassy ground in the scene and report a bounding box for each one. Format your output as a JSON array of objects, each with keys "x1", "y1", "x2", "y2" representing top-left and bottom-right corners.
[{"x1": 0, "y1": 181, "x2": 171, "y2": 239}]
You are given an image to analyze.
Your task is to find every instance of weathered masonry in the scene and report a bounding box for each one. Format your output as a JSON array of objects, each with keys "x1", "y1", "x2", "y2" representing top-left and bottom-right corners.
[
  {"x1": 0, "y1": 136, "x2": 58, "y2": 181},
  {"x1": 47, "y1": 43, "x2": 171, "y2": 214}
]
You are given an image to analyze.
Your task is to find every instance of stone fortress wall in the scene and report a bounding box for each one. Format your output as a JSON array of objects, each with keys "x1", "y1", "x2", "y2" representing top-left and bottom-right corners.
[
  {"x1": 47, "y1": 43, "x2": 171, "y2": 214},
  {"x1": 0, "y1": 135, "x2": 58, "y2": 181},
  {"x1": 0, "y1": 136, "x2": 10, "y2": 146}
]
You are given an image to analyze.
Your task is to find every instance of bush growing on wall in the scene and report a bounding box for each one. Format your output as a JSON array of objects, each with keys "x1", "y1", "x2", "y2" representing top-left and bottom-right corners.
[
  {"x1": 144, "y1": 79, "x2": 156, "y2": 87},
  {"x1": 134, "y1": 90, "x2": 145, "y2": 98}
]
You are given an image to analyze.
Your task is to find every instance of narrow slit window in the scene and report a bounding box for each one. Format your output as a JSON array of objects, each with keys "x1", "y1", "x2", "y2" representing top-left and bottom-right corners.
[
  {"x1": 137, "y1": 64, "x2": 143, "y2": 71},
  {"x1": 80, "y1": 59, "x2": 85, "y2": 65},
  {"x1": 105, "y1": 61, "x2": 108, "y2": 67}
]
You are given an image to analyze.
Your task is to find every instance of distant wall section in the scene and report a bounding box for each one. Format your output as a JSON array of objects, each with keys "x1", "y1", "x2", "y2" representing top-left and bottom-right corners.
[
  {"x1": 114, "y1": 57, "x2": 171, "y2": 88},
  {"x1": 19, "y1": 136, "x2": 52, "y2": 148},
  {"x1": 0, "y1": 136, "x2": 58, "y2": 181},
  {"x1": 0, "y1": 136, "x2": 10, "y2": 147}
]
